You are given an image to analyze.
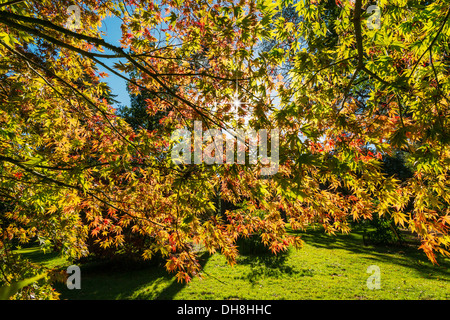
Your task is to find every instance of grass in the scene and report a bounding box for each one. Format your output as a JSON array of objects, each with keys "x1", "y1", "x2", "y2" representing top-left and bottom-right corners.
[
  {"x1": 17, "y1": 227, "x2": 450, "y2": 300},
  {"x1": 14, "y1": 246, "x2": 69, "y2": 270}
]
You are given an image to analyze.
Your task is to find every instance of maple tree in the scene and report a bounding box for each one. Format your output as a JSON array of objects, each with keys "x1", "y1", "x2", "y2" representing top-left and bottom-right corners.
[{"x1": 0, "y1": 0, "x2": 449, "y2": 299}]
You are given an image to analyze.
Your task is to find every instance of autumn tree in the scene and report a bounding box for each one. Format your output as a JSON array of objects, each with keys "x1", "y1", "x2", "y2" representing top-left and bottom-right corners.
[
  {"x1": 0, "y1": 0, "x2": 449, "y2": 299},
  {"x1": 270, "y1": 0, "x2": 450, "y2": 259}
]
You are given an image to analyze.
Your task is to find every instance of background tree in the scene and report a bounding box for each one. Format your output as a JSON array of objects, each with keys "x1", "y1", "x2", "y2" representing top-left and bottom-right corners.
[{"x1": 119, "y1": 69, "x2": 168, "y2": 132}]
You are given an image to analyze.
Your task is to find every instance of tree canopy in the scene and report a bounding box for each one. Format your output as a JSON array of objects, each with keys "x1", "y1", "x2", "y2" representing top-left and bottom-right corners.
[{"x1": 0, "y1": 0, "x2": 449, "y2": 299}]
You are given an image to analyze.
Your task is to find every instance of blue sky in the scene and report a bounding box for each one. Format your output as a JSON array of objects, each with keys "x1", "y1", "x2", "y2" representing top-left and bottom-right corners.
[{"x1": 97, "y1": 16, "x2": 130, "y2": 108}]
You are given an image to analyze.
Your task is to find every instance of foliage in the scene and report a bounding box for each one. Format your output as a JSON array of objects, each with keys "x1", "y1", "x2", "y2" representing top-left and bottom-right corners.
[
  {"x1": 0, "y1": 0, "x2": 449, "y2": 299},
  {"x1": 0, "y1": 247, "x2": 64, "y2": 300}
]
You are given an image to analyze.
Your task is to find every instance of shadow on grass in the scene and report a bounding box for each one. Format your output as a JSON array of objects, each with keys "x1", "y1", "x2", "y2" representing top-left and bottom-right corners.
[
  {"x1": 151, "y1": 251, "x2": 211, "y2": 300},
  {"x1": 55, "y1": 251, "x2": 211, "y2": 300},
  {"x1": 234, "y1": 235, "x2": 313, "y2": 284},
  {"x1": 292, "y1": 227, "x2": 450, "y2": 281},
  {"x1": 238, "y1": 252, "x2": 307, "y2": 285},
  {"x1": 15, "y1": 246, "x2": 67, "y2": 268}
]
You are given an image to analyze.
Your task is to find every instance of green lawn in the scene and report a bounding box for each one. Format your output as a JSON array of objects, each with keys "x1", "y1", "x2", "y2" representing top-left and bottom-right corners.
[{"x1": 18, "y1": 228, "x2": 450, "y2": 300}]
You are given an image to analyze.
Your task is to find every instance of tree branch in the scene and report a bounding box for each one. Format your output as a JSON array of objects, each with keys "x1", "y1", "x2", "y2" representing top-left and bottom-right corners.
[
  {"x1": 407, "y1": 5, "x2": 450, "y2": 80},
  {"x1": 353, "y1": 0, "x2": 364, "y2": 69},
  {"x1": 0, "y1": 155, "x2": 169, "y2": 229},
  {"x1": 0, "y1": 0, "x2": 25, "y2": 8},
  {"x1": 0, "y1": 39, "x2": 143, "y2": 157},
  {"x1": 0, "y1": 11, "x2": 240, "y2": 133}
]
